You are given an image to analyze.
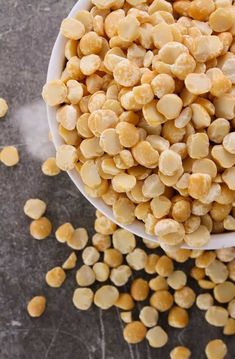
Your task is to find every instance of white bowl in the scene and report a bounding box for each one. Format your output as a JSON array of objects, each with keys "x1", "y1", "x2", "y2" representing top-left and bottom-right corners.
[{"x1": 46, "y1": 0, "x2": 235, "y2": 249}]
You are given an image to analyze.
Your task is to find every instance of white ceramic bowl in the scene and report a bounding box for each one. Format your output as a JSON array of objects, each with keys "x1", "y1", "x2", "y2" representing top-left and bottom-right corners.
[{"x1": 46, "y1": 0, "x2": 235, "y2": 249}]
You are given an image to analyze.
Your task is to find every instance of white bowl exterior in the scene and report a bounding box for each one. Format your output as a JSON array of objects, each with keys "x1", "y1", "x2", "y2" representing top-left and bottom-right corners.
[{"x1": 46, "y1": 0, "x2": 235, "y2": 249}]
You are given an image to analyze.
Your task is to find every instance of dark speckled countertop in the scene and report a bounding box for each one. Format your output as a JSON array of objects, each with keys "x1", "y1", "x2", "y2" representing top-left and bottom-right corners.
[{"x1": 0, "y1": 1, "x2": 234, "y2": 358}]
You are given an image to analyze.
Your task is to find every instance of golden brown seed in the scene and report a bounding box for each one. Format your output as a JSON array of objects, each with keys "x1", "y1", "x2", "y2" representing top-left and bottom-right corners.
[
  {"x1": 123, "y1": 321, "x2": 147, "y2": 344},
  {"x1": 27, "y1": 296, "x2": 46, "y2": 318},
  {"x1": 223, "y1": 318, "x2": 235, "y2": 336},
  {"x1": 45, "y1": 267, "x2": 66, "y2": 288},
  {"x1": 168, "y1": 306, "x2": 189, "y2": 328},
  {"x1": 104, "y1": 248, "x2": 123, "y2": 268},
  {"x1": 55, "y1": 222, "x2": 74, "y2": 243},
  {"x1": 149, "y1": 276, "x2": 168, "y2": 291},
  {"x1": 205, "y1": 339, "x2": 228, "y2": 359},
  {"x1": 170, "y1": 346, "x2": 191, "y2": 359},
  {"x1": 150, "y1": 290, "x2": 174, "y2": 312},
  {"x1": 115, "y1": 293, "x2": 134, "y2": 311},
  {"x1": 131, "y1": 278, "x2": 149, "y2": 301},
  {"x1": 155, "y1": 255, "x2": 174, "y2": 277},
  {"x1": 30, "y1": 217, "x2": 52, "y2": 240}
]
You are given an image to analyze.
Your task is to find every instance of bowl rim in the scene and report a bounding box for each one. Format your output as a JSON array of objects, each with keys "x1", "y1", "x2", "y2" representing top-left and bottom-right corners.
[{"x1": 46, "y1": 0, "x2": 235, "y2": 249}]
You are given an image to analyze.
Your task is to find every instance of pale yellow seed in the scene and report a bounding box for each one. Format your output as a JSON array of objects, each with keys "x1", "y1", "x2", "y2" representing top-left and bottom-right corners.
[
  {"x1": 205, "y1": 306, "x2": 229, "y2": 326},
  {"x1": 187, "y1": 133, "x2": 209, "y2": 159},
  {"x1": 0, "y1": 146, "x2": 19, "y2": 167},
  {"x1": 112, "y1": 228, "x2": 136, "y2": 254},
  {"x1": 67, "y1": 80, "x2": 83, "y2": 104},
  {"x1": 139, "y1": 306, "x2": 159, "y2": 328},
  {"x1": 41, "y1": 157, "x2": 61, "y2": 176},
  {"x1": 191, "y1": 103, "x2": 211, "y2": 129},
  {"x1": 82, "y1": 246, "x2": 100, "y2": 266},
  {"x1": 80, "y1": 54, "x2": 101, "y2": 76},
  {"x1": 75, "y1": 10, "x2": 93, "y2": 32},
  {"x1": 93, "y1": 262, "x2": 110, "y2": 282},
  {"x1": 205, "y1": 339, "x2": 228, "y2": 359},
  {"x1": 62, "y1": 252, "x2": 77, "y2": 270},
  {"x1": 196, "y1": 293, "x2": 214, "y2": 310},
  {"x1": 60, "y1": 18, "x2": 85, "y2": 40},
  {"x1": 126, "y1": 248, "x2": 147, "y2": 270},
  {"x1": 214, "y1": 282, "x2": 235, "y2": 303},
  {"x1": 223, "y1": 133, "x2": 235, "y2": 154},
  {"x1": 110, "y1": 265, "x2": 132, "y2": 286},
  {"x1": 159, "y1": 149, "x2": 182, "y2": 176},
  {"x1": 24, "y1": 199, "x2": 46, "y2": 220},
  {"x1": 0, "y1": 98, "x2": 8, "y2": 118},
  {"x1": 157, "y1": 94, "x2": 183, "y2": 120},
  {"x1": 209, "y1": 8, "x2": 233, "y2": 32},
  {"x1": 73, "y1": 288, "x2": 93, "y2": 310},
  {"x1": 152, "y1": 22, "x2": 173, "y2": 49},
  {"x1": 155, "y1": 219, "x2": 185, "y2": 246},
  {"x1": 94, "y1": 285, "x2": 119, "y2": 310},
  {"x1": 174, "y1": 287, "x2": 196, "y2": 309},
  {"x1": 151, "y1": 196, "x2": 171, "y2": 219},
  {"x1": 79, "y1": 31, "x2": 103, "y2": 55},
  {"x1": 185, "y1": 225, "x2": 210, "y2": 247},
  {"x1": 151, "y1": 74, "x2": 175, "y2": 98},
  {"x1": 113, "y1": 60, "x2": 141, "y2": 87},
  {"x1": 42, "y1": 80, "x2": 67, "y2": 106},
  {"x1": 120, "y1": 311, "x2": 132, "y2": 324},
  {"x1": 117, "y1": 15, "x2": 140, "y2": 42},
  {"x1": 167, "y1": 270, "x2": 187, "y2": 290},
  {"x1": 146, "y1": 326, "x2": 168, "y2": 348},
  {"x1": 56, "y1": 144, "x2": 78, "y2": 171},
  {"x1": 142, "y1": 174, "x2": 165, "y2": 198},
  {"x1": 185, "y1": 73, "x2": 211, "y2": 95},
  {"x1": 76, "y1": 265, "x2": 95, "y2": 287}
]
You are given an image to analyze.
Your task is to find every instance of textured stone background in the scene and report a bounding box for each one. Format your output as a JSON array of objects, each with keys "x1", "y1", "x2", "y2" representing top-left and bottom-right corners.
[{"x1": 0, "y1": 1, "x2": 234, "y2": 358}]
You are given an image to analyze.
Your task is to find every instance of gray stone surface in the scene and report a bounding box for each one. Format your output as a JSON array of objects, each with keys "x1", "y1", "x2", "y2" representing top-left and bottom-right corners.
[{"x1": 0, "y1": 1, "x2": 234, "y2": 358}]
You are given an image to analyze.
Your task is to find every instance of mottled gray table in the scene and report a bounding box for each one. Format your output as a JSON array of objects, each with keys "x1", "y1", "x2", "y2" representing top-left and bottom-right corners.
[{"x1": 0, "y1": 1, "x2": 234, "y2": 358}]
